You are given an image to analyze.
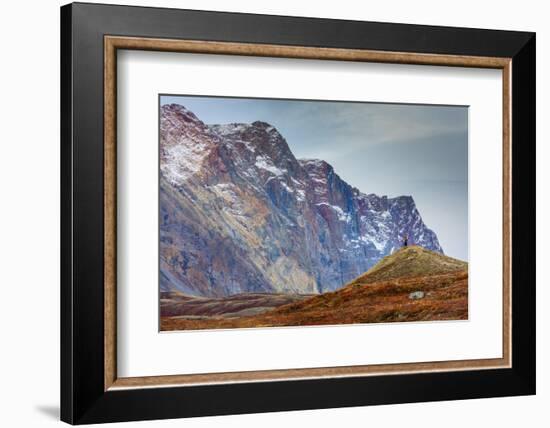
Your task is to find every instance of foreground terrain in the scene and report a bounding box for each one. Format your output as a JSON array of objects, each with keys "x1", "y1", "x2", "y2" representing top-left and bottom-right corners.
[
  {"x1": 160, "y1": 246, "x2": 468, "y2": 331},
  {"x1": 160, "y1": 292, "x2": 313, "y2": 319}
]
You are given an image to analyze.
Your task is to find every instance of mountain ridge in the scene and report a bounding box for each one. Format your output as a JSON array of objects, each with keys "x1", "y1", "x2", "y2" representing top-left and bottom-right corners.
[{"x1": 160, "y1": 103, "x2": 443, "y2": 297}]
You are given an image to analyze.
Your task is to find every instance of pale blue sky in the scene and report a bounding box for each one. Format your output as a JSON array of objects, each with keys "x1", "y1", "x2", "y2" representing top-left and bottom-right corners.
[{"x1": 161, "y1": 95, "x2": 468, "y2": 261}]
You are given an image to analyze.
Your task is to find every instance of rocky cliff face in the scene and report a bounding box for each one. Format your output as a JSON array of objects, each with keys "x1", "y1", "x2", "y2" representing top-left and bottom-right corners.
[{"x1": 160, "y1": 103, "x2": 443, "y2": 297}]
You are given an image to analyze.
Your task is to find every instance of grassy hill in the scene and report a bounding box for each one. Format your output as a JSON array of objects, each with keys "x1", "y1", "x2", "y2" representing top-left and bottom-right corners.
[
  {"x1": 161, "y1": 246, "x2": 469, "y2": 331},
  {"x1": 347, "y1": 245, "x2": 467, "y2": 285}
]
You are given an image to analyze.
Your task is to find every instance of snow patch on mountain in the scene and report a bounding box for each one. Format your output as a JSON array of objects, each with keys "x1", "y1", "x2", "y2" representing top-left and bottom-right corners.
[{"x1": 255, "y1": 155, "x2": 286, "y2": 176}]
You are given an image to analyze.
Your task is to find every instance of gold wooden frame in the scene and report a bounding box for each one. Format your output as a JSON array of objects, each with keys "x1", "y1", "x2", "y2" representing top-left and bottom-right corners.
[{"x1": 104, "y1": 36, "x2": 512, "y2": 391}]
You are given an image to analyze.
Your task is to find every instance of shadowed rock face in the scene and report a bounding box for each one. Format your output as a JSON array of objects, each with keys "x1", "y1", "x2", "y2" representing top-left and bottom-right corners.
[{"x1": 160, "y1": 103, "x2": 443, "y2": 297}]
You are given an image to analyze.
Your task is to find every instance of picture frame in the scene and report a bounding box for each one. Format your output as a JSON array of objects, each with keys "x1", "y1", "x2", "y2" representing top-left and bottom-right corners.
[{"x1": 60, "y1": 2, "x2": 535, "y2": 424}]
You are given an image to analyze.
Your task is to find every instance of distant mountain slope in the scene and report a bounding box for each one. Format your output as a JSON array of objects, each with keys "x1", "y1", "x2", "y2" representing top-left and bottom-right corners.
[{"x1": 160, "y1": 103, "x2": 443, "y2": 297}]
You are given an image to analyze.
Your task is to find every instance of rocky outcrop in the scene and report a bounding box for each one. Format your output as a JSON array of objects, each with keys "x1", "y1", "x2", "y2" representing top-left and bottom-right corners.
[{"x1": 160, "y1": 103, "x2": 443, "y2": 297}]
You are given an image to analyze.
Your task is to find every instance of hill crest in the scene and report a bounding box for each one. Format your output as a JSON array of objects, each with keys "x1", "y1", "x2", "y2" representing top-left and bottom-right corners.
[{"x1": 347, "y1": 245, "x2": 467, "y2": 287}]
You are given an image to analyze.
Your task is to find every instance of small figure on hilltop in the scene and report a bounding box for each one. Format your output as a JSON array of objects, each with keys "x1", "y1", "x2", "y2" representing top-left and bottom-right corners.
[{"x1": 403, "y1": 234, "x2": 409, "y2": 247}]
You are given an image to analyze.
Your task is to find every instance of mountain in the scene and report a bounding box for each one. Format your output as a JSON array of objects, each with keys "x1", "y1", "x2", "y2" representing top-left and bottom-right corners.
[
  {"x1": 160, "y1": 103, "x2": 443, "y2": 297},
  {"x1": 161, "y1": 246, "x2": 468, "y2": 331}
]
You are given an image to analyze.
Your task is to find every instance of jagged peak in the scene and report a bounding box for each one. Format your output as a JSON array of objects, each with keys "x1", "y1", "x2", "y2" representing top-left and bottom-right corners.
[
  {"x1": 210, "y1": 121, "x2": 299, "y2": 175},
  {"x1": 388, "y1": 195, "x2": 416, "y2": 209},
  {"x1": 299, "y1": 158, "x2": 325, "y2": 165},
  {"x1": 298, "y1": 158, "x2": 333, "y2": 172},
  {"x1": 209, "y1": 121, "x2": 286, "y2": 148},
  {"x1": 162, "y1": 103, "x2": 200, "y2": 119},
  {"x1": 161, "y1": 104, "x2": 208, "y2": 132},
  {"x1": 251, "y1": 120, "x2": 274, "y2": 129},
  {"x1": 209, "y1": 120, "x2": 280, "y2": 136}
]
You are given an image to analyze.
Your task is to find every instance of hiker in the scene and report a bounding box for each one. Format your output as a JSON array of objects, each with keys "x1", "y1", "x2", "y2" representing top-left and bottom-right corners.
[{"x1": 403, "y1": 234, "x2": 408, "y2": 247}]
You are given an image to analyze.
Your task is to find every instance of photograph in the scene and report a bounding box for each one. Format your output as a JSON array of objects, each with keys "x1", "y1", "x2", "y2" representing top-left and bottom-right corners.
[
  {"x1": 47, "y1": 1, "x2": 537, "y2": 424},
  {"x1": 159, "y1": 95, "x2": 469, "y2": 331}
]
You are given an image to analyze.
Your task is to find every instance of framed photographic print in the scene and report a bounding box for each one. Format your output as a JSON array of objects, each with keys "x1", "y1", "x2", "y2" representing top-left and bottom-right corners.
[{"x1": 60, "y1": 2, "x2": 536, "y2": 424}]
